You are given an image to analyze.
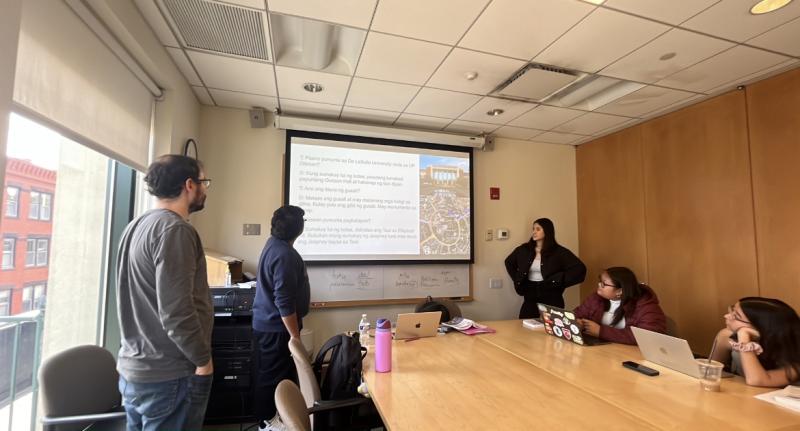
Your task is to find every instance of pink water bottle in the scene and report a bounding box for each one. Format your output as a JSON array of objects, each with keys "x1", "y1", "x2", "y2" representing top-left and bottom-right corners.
[{"x1": 375, "y1": 318, "x2": 392, "y2": 373}]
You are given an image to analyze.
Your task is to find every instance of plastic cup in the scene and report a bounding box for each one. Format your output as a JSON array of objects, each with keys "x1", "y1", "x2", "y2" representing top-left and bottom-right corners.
[{"x1": 697, "y1": 359, "x2": 724, "y2": 392}]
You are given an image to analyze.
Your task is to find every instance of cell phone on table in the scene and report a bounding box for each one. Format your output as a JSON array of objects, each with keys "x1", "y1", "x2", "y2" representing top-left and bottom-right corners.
[{"x1": 622, "y1": 361, "x2": 659, "y2": 376}]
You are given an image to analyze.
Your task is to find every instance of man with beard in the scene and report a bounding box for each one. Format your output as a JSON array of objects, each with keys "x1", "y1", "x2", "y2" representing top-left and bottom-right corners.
[{"x1": 116, "y1": 155, "x2": 214, "y2": 430}]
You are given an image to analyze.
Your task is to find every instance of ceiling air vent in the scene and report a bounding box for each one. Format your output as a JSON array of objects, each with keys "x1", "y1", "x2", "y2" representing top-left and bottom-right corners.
[
  {"x1": 162, "y1": 0, "x2": 269, "y2": 61},
  {"x1": 492, "y1": 63, "x2": 583, "y2": 102}
]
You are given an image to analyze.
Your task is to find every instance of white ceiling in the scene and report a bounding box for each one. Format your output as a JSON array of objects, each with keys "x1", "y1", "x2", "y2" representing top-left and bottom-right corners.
[{"x1": 136, "y1": 0, "x2": 800, "y2": 145}]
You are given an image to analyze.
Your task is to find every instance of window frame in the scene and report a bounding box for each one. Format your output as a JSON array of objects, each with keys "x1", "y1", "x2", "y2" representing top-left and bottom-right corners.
[
  {"x1": 29, "y1": 190, "x2": 40, "y2": 220},
  {"x1": 5, "y1": 186, "x2": 20, "y2": 218},
  {"x1": 36, "y1": 238, "x2": 49, "y2": 267},
  {"x1": 2, "y1": 237, "x2": 16, "y2": 270}
]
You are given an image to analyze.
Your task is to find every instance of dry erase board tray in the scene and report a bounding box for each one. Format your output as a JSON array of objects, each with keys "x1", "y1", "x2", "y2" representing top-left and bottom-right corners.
[{"x1": 308, "y1": 264, "x2": 471, "y2": 308}]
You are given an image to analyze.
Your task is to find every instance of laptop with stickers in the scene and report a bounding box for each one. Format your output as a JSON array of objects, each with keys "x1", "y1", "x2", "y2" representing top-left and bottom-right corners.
[{"x1": 537, "y1": 303, "x2": 609, "y2": 346}]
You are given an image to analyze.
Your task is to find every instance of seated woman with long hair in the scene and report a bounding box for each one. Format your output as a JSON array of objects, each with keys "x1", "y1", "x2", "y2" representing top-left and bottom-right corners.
[
  {"x1": 573, "y1": 266, "x2": 666, "y2": 345},
  {"x1": 710, "y1": 297, "x2": 800, "y2": 387}
]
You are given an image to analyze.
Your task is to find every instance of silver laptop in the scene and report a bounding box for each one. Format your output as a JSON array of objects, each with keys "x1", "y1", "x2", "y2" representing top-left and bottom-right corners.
[
  {"x1": 631, "y1": 327, "x2": 701, "y2": 378},
  {"x1": 395, "y1": 311, "x2": 442, "y2": 340}
]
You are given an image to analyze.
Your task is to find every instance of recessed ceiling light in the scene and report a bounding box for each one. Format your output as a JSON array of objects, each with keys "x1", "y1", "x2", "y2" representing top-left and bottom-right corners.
[
  {"x1": 465, "y1": 71, "x2": 479, "y2": 81},
  {"x1": 303, "y1": 82, "x2": 324, "y2": 93},
  {"x1": 582, "y1": 0, "x2": 606, "y2": 4},
  {"x1": 659, "y1": 52, "x2": 677, "y2": 61},
  {"x1": 487, "y1": 108, "x2": 504, "y2": 116},
  {"x1": 750, "y1": 0, "x2": 793, "y2": 14}
]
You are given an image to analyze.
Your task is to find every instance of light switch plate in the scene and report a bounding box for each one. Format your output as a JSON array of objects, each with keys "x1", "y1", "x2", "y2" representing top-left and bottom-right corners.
[
  {"x1": 486, "y1": 229, "x2": 493, "y2": 241},
  {"x1": 489, "y1": 278, "x2": 503, "y2": 289}
]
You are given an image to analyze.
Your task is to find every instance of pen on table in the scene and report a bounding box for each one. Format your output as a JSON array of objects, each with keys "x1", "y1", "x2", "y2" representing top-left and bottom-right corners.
[{"x1": 404, "y1": 337, "x2": 420, "y2": 342}]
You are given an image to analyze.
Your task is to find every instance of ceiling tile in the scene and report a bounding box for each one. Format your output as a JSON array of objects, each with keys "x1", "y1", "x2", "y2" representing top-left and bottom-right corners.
[
  {"x1": 188, "y1": 50, "x2": 276, "y2": 95},
  {"x1": 748, "y1": 16, "x2": 800, "y2": 57},
  {"x1": 208, "y1": 89, "x2": 278, "y2": 109},
  {"x1": 279, "y1": 99, "x2": 341, "y2": 119},
  {"x1": 682, "y1": 0, "x2": 800, "y2": 42},
  {"x1": 508, "y1": 105, "x2": 585, "y2": 130},
  {"x1": 404, "y1": 88, "x2": 481, "y2": 119},
  {"x1": 603, "y1": 0, "x2": 719, "y2": 25},
  {"x1": 355, "y1": 32, "x2": 450, "y2": 85},
  {"x1": 707, "y1": 58, "x2": 799, "y2": 93},
  {"x1": 444, "y1": 120, "x2": 498, "y2": 135},
  {"x1": 340, "y1": 107, "x2": 400, "y2": 125},
  {"x1": 532, "y1": 131, "x2": 584, "y2": 145},
  {"x1": 459, "y1": 0, "x2": 595, "y2": 60},
  {"x1": 267, "y1": 0, "x2": 377, "y2": 29},
  {"x1": 394, "y1": 113, "x2": 451, "y2": 130},
  {"x1": 134, "y1": 0, "x2": 179, "y2": 47},
  {"x1": 345, "y1": 78, "x2": 420, "y2": 111},
  {"x1": 638, "y1": 94, "x2": 705, "y2": 118},
  {"x1": 535, "y1": 8, "x2": 670, "y2": 72},
  {"x1": 493, "y1": 126, "x2": 543, "y2": 140},
  {"x1": 223, "y1": 0, "x2": 266, "y2": 9},
  {"x1": 458, "y1": 97, "x2": 536, "y2": 125},
  {"x1": 656, "y1": 45, "x2": 790, "y2": 93},
  {"x1": 166, "y1": 47, "x2": 202, "y2": 86},
  {"x1": 552, "y1": 112, "x2": 631, "y2": 135},
  {"x1": 601, "y1": 28, "x2": 734, "y2": 83},
  {"x1": 593, "y1": 118, "x2": 640, "y2": 136},
  {"x1": 192, "y1": 86, "x2": 214, "y2": 106},
  {"x1": 595, "y1": 85, "x2": 697, "y2": 117},
  {"x1": 426, "y1": 48, "x2": 526, "y2": 95},
  {"x1": 275, "y1": 66, "x2": 351, "y2": 105},
  {"x1": 371, "y1": 0, "x2": 489, "y2": 45}
]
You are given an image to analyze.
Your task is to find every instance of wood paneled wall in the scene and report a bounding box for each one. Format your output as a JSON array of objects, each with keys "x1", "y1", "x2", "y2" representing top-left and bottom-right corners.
[
  {"x1": 746, "y1": 67, "x2": 800, "y2": 311},
  {"x1": 577, "y1": 68, "x2": 800, "y2": 351},
  {"x1": 577, "y1": 127, "x2": 648, "y2": 297}
]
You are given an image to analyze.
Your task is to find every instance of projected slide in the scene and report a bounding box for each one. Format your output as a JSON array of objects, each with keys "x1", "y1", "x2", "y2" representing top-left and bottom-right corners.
[{"x1": 287, "y1": 133, "x2": 472, "y2": 262}]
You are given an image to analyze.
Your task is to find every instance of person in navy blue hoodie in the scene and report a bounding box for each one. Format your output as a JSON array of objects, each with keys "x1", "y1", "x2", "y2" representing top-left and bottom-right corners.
[{"x1": 252, "y1": 205, "x2": 310, "y2": 431}]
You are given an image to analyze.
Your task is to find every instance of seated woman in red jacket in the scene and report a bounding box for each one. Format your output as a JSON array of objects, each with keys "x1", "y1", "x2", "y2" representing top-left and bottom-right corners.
[{"x1": 573, "y1": 267, "x2": 666, "y2": 345}]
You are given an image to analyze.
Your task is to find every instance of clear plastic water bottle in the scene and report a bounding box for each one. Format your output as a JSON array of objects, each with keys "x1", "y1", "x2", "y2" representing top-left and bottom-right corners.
[
  {"x1": 225, "y1": 268, "x2": 232, "y2": 287},
  {"x1": 358, "y1": 314, "x2": 370, "y2": 346}
]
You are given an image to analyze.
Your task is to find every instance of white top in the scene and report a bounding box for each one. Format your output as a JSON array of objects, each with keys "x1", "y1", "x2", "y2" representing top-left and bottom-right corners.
[
  {"x1": 601, "y1": 300, "x2": 626, "y2": 329},
  {"x1": 528, "y1": 257, "x2": 544, "y2": 282}
]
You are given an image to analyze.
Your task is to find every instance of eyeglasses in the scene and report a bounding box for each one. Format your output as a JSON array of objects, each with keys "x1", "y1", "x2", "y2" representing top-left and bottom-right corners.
[
  {"x1": 597, "y1": 281, "x2": 617, "y2": 289},
  {"x1": 195, "y1": 178, "x2": 212, "y2": 189},
  {"x1": 727, "y1": 305, "x2": 751, "y2": 324}
]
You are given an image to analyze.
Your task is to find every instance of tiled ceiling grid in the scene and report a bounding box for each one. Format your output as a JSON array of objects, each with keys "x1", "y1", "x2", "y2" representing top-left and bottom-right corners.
[{"x1": 137, "y1": 0, "x2": 800, "y2": 145}]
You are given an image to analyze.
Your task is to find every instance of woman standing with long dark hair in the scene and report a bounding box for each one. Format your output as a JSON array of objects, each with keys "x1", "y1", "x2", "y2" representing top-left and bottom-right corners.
[{"x1": 504, "y1": 218, "x2": 586, "y2": 318}]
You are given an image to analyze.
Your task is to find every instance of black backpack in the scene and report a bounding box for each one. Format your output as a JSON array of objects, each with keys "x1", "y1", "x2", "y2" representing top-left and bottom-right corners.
[
  {"x1": 415, "y1": 296, "x2": 452, "y2": 323},
  {"x1": 312, "y1": 333, "x2": 367, "y2": 400}
]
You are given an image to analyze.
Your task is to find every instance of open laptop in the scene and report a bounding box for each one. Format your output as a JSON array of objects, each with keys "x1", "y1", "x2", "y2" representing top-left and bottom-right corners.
[
  {"x1": 395, "y1": 311, "x2": 442, "y2": 340},
  {"x1": 631, "y1": 326, "x2": 734, "y2": 378},
  {"x1": 537, "y1": 303, "x2": 608, "y2": 346}
]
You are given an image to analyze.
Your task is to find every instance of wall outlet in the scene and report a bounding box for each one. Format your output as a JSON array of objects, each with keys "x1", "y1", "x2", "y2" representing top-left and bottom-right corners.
[
  {"x1": 243, "y1": 223, "x2": 261, "y2": 236},
  {"x1": 485, "y1": 229, "x2": 493, "y2": 241},
  {"x1": 489, "y1": 278, "x2": 503, "y2": 289}
]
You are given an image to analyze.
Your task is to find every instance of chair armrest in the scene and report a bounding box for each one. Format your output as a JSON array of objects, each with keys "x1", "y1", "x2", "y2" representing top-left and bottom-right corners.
[
  {"x1": 308, "y1": 397, "x2": 371, "y2": 414},
  {"x1": 41, "y1": 409, "x2": 126, "y2": 426}
]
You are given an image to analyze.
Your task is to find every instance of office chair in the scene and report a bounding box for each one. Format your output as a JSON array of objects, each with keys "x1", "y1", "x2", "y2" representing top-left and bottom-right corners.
[
  {"x1": 39, "y1": 345, "x2": 126, "y2": 431},
  {"x1": 288, "y1": 338, "x2": 381, "y2": 431}
]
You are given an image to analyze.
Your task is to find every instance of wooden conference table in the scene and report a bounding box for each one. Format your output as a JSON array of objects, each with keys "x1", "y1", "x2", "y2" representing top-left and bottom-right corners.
[{"x1": 362, "y1": 320, "x2": 800, "y2": 431}]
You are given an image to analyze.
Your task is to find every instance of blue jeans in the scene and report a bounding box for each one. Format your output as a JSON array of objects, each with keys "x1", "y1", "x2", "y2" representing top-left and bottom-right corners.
[{"x1": 119, "y1": 374, "x2": 213, "y2": 431}]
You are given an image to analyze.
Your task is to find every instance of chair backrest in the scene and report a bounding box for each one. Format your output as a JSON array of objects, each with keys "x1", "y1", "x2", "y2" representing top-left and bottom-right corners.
[
  {"x1": 275, "y1": 380, "x2": 311, "y2": 431},
  {"x1": 289, "y1": 337, "x2": 320, "y2": 408},
  {"x1": 39, "y1": 345, "x2": 120, "y2": 424}
]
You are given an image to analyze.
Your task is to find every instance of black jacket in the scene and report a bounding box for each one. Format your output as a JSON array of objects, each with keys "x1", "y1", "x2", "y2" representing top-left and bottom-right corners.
[{"x1": 504, "y1": 240, "x2": 587, "y2": 296}]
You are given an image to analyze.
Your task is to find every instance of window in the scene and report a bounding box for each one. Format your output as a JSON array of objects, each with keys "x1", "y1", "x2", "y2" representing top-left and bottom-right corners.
[
  {"x1": 29, "y1": 191, "x2": 40, "y2": 219},
  {"x1": 2, "y1": 237, "x2": 15, "y2": 269},
  {"x1": 29, "y1": 191, "x2": 53, "y2": 220},
  {"x1": 41, "y1": 192, "x2": 53, "y2": 220},
  {"x1": 0, "y1": 289, "x2": 9, "y2": 316},
  {"x1": 6, "y1": 186, "x2": 19, "y2": 217},
  {"x1": 26, "y1": 238, "x2": 35, "y2": 266},
  {"x1": 36, "y1": 238, "x2": 49, "y2": 266},
  {"x1": 21, "y1": 283, "x2": 46, "y2": 312}
]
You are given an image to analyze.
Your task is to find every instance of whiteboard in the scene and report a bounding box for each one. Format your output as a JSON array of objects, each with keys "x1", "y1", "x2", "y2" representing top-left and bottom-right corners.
[{"x1": 307, "y1": 264, "x2": 470, "y2": 305}]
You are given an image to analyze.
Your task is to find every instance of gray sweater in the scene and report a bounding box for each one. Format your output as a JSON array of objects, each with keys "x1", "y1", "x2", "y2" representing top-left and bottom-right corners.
[{"x1": 116, "y1": 209, "x2": 213, "y2": 383}]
